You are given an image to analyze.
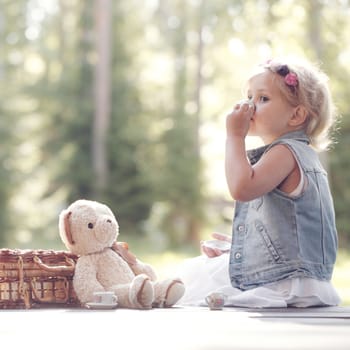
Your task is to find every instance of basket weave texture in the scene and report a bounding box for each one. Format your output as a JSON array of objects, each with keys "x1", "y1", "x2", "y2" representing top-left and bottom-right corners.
[{"x1": 0, "y1": 249, "x2": 80, "y2": 309}]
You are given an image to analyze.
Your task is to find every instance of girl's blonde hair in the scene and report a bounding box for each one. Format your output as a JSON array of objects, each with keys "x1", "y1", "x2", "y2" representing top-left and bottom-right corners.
[{"x1": 258, "y1": 57, "x2": 337, "y2": 151}]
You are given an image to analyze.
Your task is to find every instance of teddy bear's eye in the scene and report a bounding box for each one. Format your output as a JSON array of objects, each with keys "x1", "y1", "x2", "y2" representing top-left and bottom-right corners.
[{"x1": 88, "y1": 223, "x2": 94, "y2": 229}]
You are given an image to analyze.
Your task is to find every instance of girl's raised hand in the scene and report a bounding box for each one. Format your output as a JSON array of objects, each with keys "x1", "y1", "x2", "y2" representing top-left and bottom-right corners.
[{"x1": 226, "y1": 100, "x2": 255, "y2": 138}]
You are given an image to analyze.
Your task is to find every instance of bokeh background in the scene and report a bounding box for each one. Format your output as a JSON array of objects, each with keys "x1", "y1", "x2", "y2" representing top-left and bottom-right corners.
[{"x1": 1, "y1": 0, "x2": 349, "y2": 304}]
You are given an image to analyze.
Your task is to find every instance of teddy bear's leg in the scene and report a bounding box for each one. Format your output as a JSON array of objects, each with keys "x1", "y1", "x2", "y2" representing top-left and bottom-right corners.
[
  {"x1": 112, "y1": 274, "x2": 154, "y2": 309},
  {"x1": 152, "y1": 279, "x2": 185, "y2": 308}
]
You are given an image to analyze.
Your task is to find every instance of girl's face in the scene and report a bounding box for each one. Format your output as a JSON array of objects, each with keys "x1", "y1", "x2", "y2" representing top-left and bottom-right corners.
[{"x1": 247, "y1": 70, "x2": 296, "y2": 144}]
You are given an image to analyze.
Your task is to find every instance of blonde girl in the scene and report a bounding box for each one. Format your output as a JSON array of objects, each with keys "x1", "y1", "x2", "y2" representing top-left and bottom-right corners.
[{"x1": 178, "y1": 57, "x2": 340, "y2": 308}]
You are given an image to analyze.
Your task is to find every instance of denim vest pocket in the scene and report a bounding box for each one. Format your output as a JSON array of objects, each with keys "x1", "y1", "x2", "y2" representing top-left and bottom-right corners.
[{"x1": 255, "y1": 220, "x2": 282, "y2": 262}]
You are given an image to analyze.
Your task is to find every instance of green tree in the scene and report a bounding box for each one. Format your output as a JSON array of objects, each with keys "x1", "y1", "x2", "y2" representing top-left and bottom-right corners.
[
  {"x1": 2, "y1": 0, "x2": 350, "y2": 250},
  {"x1": 149, "y1": 0, "x2": 206, "y2": 245},
  {"x1": 105, "y1": 1, "x2": 155, "y2": 228},
  {"x1": 34, "y1": 0, "x2": 154, "y2": 234},
  {"x1": 0, "y1": 0, "x2": 30, "y2": 246}
]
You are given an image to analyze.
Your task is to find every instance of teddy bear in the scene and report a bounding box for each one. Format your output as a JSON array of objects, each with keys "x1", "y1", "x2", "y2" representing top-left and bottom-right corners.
[{"x1": 58, "y1": 199, "x2": 185, "y2": 309}]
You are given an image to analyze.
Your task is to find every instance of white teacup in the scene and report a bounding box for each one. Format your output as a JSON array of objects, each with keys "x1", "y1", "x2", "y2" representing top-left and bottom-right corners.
[
  {"x1": 205, "y1": 292, "x2": 226, "y2": 310},
  {"x1": 239, "y1": 99, "x2": 256, "y2": 111},
  {"x1": 93, "y1": 291, "x2": 118, "y2": 305}
]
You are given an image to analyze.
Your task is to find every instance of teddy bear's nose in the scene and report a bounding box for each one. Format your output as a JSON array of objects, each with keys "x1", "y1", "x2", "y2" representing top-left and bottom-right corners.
[{"x1": 107, "y1": 219, "x2": 112, "y2": 223}]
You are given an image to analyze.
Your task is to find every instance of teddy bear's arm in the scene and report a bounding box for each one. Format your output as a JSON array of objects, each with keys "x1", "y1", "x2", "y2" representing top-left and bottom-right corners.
[
  {"x1": 73, "y1": 257, "x2": 105, "y2": 303},
  {"x1": 112, "y1": 242, "x2": 157, "y2": 281},
  {"x1": 129, "y1": 260, "x2": 157, "y2": 281},
  {"x1": 112, "y1": 242, "x2": 137, "y2": 265}
]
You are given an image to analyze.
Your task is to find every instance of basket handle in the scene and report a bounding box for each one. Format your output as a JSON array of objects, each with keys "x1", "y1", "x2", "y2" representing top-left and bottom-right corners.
[
  {"x1": 33, "y1": 256, "x2": 75, "y2": 273},
  {"x1": 18, "y1": 256, "x2": 31, "y2": 309}
]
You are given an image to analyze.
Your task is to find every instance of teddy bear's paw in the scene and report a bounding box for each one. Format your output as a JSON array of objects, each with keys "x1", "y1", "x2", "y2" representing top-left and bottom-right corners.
[
  {"x1": 129, "y1": 274, "x2": 154, "y2": 309},
  {"x1": 152, "y1": 279, "x2": 185, "y2": 308}
]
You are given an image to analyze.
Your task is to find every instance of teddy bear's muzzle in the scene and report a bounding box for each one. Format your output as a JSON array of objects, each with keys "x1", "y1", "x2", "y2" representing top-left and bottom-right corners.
[{"x1": 94, "y1": 217, "x2": 118, "y2": 244}]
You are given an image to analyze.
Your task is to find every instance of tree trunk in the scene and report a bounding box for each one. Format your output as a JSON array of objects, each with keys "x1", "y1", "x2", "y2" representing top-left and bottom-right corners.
[
  {"x1": 188, "y1": 0, "x2": 205, "y2": 244},
  {"x1": 93, "y1": 0, "x2": 112, "y2": 193}
]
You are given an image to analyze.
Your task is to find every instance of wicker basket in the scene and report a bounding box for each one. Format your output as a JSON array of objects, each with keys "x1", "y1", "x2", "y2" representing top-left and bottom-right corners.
[{"x1": 0, "y1": 249, "x2": 80, "y2": 309}]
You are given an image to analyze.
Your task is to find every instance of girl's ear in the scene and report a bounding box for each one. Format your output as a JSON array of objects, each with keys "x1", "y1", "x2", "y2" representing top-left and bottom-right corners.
[{"x1": 289, "y1": 105, "x2": 308, "y2": 127}]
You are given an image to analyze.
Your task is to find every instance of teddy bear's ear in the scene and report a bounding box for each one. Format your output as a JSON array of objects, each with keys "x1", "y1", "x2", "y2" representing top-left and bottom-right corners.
[{"x1": 62, "y1": 211, "x2": 75, "y2": 245}]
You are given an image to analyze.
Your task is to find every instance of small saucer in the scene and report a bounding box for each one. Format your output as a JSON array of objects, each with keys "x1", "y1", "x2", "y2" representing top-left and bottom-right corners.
[
  {"x1": 85, "y1": 302, "x2": 118, "y2": 310},
  {"x1": 202, "y1": 240, "x2": 231, "y2": 252}
]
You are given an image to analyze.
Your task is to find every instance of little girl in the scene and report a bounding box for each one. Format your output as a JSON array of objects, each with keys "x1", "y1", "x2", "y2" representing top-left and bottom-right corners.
[{"x1": 178, "y1": 57, "x2": 341, "y2": 308}]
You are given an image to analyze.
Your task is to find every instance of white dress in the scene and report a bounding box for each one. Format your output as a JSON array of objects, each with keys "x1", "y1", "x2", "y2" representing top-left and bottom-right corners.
[
  {"x1": 177, "y1": 171, "x2": 341, "y2": 308},
  {"x1": 176, "y1": 253, "x2": 341, "y2": 308}
]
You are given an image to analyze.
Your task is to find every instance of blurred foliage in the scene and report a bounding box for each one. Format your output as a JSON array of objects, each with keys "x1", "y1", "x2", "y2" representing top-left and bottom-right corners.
[{"x1": 0, "y1": 0, "x2": 349, "y2": 252}]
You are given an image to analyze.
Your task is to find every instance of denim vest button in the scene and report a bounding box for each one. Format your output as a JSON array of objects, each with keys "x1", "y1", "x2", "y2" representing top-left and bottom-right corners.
[
  {"x1": 235, "y1": 252, "x2": 242, "y2": 260},
  {"x1": 238, "y1": 225, "x2": 244, "y2": 232}
]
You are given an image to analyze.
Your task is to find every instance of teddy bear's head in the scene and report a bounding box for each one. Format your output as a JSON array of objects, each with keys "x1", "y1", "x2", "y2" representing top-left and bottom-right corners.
[{"x1": 59, "y1": 199, "x2": 119, "y2": 255}]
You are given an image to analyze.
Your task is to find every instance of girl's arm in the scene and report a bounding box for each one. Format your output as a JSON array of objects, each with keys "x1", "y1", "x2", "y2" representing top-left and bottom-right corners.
[{"x1": 225, "y1": 105, "x2": 297, "y2": 202}]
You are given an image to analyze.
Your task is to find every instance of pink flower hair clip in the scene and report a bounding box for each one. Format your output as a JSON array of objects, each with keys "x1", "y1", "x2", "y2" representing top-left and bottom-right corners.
[
  {"x1": 263, "y1": 60, "x2": 299, "y2": 89},
  {"x1": 284, "y1": 72, "x2": 298, "y2": 87}
]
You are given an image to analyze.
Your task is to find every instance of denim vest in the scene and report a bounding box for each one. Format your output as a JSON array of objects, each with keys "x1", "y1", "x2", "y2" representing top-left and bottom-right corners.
[{"x1": 229, "y1": 131, "x2": 338, "y2": 290}]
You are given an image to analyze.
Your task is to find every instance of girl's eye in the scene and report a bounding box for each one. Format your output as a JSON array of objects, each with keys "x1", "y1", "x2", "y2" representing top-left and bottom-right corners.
[
  {"x1": 88, "y1": 223, "x2": 94, "y2": 229},
  {"x1": 260, "y1": 96, "x2": 269, "y2": 102}
]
